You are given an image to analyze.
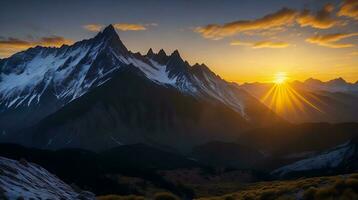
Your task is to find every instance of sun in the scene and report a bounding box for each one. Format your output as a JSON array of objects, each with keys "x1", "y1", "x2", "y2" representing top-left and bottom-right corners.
[
  {"x1": 262, "y1": 72, "x2": 322, "y2": 117},
  {"x1": 274, "y1": 72, "x2": 287, "y2": 84}
]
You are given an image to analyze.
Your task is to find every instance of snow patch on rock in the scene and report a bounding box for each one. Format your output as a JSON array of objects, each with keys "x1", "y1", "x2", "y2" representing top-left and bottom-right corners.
[{"x1": 0, "y1": 156, "x2": 95, "y2": 200}]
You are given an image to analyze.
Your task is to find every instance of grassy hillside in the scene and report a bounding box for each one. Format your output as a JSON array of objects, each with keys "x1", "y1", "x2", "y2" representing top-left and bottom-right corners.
[
  {"x1": 96, "y1": 173, "x2": 358, "y2": 199},
  {"x1": 195, "y1": 173, "x2": 358, "y2": 200}
]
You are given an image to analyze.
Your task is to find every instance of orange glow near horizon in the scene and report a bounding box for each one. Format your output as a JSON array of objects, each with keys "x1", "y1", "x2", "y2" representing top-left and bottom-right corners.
[{"x1": 261, "y1": 78, "x2": 323, "y2": 117}]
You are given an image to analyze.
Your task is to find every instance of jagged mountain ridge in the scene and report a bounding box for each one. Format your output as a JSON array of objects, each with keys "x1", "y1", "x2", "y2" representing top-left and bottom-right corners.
[
  {"x1": 292, "y1": 77, "x2": 358, "y2": 93},
  {"x1": 0, "y1": 25, "x2": 124, "y2": 107},
  {"x1": 0, "y1": 25, "x2": 271, "y2": 133},
  {"x1": 0, "y1": 25, "x2": 132, "y2": 133},
  {"x1": 0, "y1": 24, "x2": 280, "y2": 150},
  {"x1": 0, "y1": 25, "x2": 246, "y2": 114}
]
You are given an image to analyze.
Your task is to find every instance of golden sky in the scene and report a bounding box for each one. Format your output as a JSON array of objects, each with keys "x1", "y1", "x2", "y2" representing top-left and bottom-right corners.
[{"x1": 0, "y1": 0, "x2": 358, "y2": 83}]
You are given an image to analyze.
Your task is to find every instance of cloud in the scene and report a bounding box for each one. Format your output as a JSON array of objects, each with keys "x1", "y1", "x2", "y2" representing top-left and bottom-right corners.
[
  {"x1": 297, "y1": 3, "x2": 339, "y2": 29},
  {"x1": 306, "y1": 32, "x2": 358, "y2": 48},
  {"x1": 39, "y1": 36, "x2": 73, "y2": 46},
  {"x1": 0, "y1": 38, "x2": 31, "y2": 48},
  {"x1": 195, "y1": 8, "x2": 298, "y2": 40},
  {"x1": 0, "y1": 36, "x2": 73, "y2": 58},
  {"x1": 0, "y1": 38, "x2": 31, "y2": 58},
  {"x1": 338, "y1": 0, "x2": 358, "y2": 20},
  {"x1": 113, "y1": 23, "x2": 147, "y2": 31},
  {"x1": 243, "y1": 26, "x2": 287, "y2": 37},
  {"x1": 83, "y1": 24, "x2": 103, "y2": 32},
  {"x1": 0, "y1": 50, "x2": 10, "y2": 58},
  {"x1": 230, "y1": 40, "x2": 252, "y2": 46},
  {"x1": 231, "y1": 40, "x2": 290, "y2": 49},
  {"x1": 195, "y1": 3, "x2": 346, "y2": 40},
  {"x1": 253, "y1": 41, "x2": 290, "y2": 49},
  {"x1": 83, "y1": 23, "x2": 156, "y2": 32}
]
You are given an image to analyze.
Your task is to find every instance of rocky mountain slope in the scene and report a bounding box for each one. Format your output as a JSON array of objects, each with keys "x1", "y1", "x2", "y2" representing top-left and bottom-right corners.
[
  {"x1": 0, "y1": 156, "x2": 95, "y2": 200},
  {"x1": 272, "y1": 136, "x2": 358, "y2": 178},
  {"x1": 0, "y1": 143, "x2": 200, "y2": 196}
]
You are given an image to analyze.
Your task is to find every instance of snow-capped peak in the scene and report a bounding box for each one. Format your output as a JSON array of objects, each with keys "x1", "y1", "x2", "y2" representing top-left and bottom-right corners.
[
  {"x1": 146, "y1": 48, "x2": 155, "y2": 57},
  {"x1": 0, "y1": 24, "x2": 247, "y2": 122},
  {"x1": 94, "y1": 24, "x2": 129, "y2": 55}
]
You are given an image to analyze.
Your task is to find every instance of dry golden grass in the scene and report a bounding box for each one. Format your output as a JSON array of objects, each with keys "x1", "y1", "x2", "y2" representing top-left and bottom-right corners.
[
  {"x1": 97, "y1": 173, "x2": 358, "y2": 199},
  {"x1": 195, "y1": 173, "x2": 358, "y2": 200}
]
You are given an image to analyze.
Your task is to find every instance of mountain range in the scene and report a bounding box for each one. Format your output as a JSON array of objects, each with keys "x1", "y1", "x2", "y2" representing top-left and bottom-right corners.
[
  {"x1": 0, "y1": 24, "x2": 357, "y2": 154},
  {"x1": 294, "y1": 77, "x2": 358, "y2": 93},
  {"x1": 1, "y1": 34, "x2": 358, "y2": 196},
  {"x1": 0, "y1": 25, "x2": 280, "y2": 151},
  {"x1": 241, "y1": 79, "x2": 358, "y2": 123}
]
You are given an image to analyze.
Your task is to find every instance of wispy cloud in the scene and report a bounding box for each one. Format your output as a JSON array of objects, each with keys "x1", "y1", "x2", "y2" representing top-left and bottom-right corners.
[
  {"x1": 113, "y1": 23, "x2": 147, "y2": 31},
  {"x1": 338, "y1": 0, "x2": 358, "y2": 20},
  {"x1": 297, "y1": 3, "x2": 339, "y2": 29},
  {"x1": 0, "y1": 36, "x2": 73, "y2": 58},
  {"x1": 0, "y1": 38, "x2": 31, "y2": 48},
  {"x1": 83, "y1": 23, "x2": 157, "y2": 32},
  {"x1": 242, "y1": 26, "x2": 287, "y2": 37},
  {"x1": 306, "y1": 32, "x2": 358, "y2": 48},
  {"x1": 195, "y1": 8, "x2": 298, "y2": 40},
  {"x1": 195, "y1": 3, "x2": 346, "y2": 40},
  {"x1": 83, "y1": 24, "x2": 102, "y2": 32},
  {"x1": 231, "y1": 40, "x2": 290, "y2": 49},
  {"x1": 38, "y1": 36, "x2": 73, "y2": 46},
  {"x1": 253, "y1": 41, "x2": 290, "y2": 49}
]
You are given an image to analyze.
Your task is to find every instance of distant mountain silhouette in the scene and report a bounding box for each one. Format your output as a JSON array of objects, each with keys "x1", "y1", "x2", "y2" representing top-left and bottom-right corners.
[{"x1": 241, "y1": 79, "x2": 358, "y2": 123}]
